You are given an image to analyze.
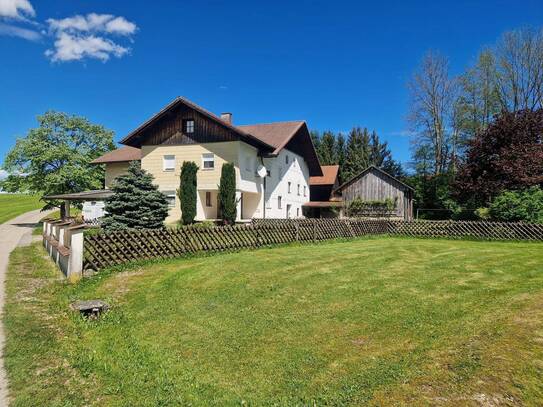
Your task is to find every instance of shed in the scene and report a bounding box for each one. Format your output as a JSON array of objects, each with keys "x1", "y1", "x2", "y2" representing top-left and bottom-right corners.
[{"x1": 335, "y1": 166, "x2": 414, "y2": 220}]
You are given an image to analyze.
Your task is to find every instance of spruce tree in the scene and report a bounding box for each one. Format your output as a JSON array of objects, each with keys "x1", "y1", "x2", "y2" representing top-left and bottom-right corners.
[
  {"x1": 335, "y1": 132, "x2": 346, "y2": 182},
  {"x1": 218, "y1": 162, "x2": 237, "y2": 224},
  {"x1": 343, "y1": 127, "x2": 371, "y2": 182},
  {"x1": 179, "y1": 161, "x2": 198, "y2": 224},
  {"x1": 102, "y1": 161, "x2": 169, "y2": 230}
]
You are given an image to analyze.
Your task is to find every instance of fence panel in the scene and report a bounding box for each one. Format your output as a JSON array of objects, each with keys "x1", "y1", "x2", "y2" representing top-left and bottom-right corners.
[{"x1": 83, "y1": 219, "x2": 543, "y2": 272}]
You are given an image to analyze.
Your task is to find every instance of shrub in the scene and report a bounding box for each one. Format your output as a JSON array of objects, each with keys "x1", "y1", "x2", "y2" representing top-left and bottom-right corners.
[
  {"x1": 475, "y1": 207, "x2": 490, "y2": 220},
  {"x1": 489, "y1": 187, "x2": 543, "y2": 223},
  {"x1": 218, "y1": 163, "x2": 237, "y2": 224},
  {"x1": 179, "y1": 161, "x2": 198, "y2": 225},
  {"x1": 347, "y1": 197, "x2": 397, "y2": 217},
  {"x1": 102, "y1": 161, "x2": 169, "y2": 230}
]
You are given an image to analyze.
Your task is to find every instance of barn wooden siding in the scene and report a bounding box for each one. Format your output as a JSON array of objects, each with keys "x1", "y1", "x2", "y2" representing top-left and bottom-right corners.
[{"x1": 341, "y1": 168, "x2": 413, "y2": 219}]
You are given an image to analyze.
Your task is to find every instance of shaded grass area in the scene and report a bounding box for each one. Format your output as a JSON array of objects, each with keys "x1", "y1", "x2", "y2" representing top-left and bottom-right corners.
[
  {"x1": 0, "y1": 194, "x2": 42, "y2": 224},
  {"x1": 5, "y1": 237, "x2": 543, "y2": 406}
]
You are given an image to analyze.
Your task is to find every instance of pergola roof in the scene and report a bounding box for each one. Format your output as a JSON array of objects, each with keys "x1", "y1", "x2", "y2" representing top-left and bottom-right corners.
[{"x1": 43, "y1": 190, "x2": 113, "y2": 201}]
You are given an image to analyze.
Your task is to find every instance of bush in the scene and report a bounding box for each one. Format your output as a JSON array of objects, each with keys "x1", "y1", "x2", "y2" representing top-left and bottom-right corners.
[
  {"x1": 475, "y1": 207, "x2": 490, "y2": 220},
  {"x1": 347, "y1": 197, "x2": 397, "y2": 217},
  {"x1": 179, "y1": 161, "x2": 198, "y2": 225},
  {"x1": 102, "y1": 161, "x2": 169, "y2": 230},
  {"x1": 218, "y1": 163, "x2": 237, "y2": 224},
  {"x1": 489, "y1": 187, "x2": 543, "y2": 223}
]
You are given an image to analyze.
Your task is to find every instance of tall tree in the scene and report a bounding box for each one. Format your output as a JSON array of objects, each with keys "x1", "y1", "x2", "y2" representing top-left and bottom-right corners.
[
  {"x1": 494, "y1": 28, "x2": 543, "y2": 112},
  {"x1": 1, "y1": 111, "x2": 115, "y2": 213},
  {"x1": 335, "y1": 132, "x2": 346, "y2": 182},
  {"x1": 343, "y1": 127, "x2": 371, "y2": 182},
  {"x1": 218, "y1": 162, "x2": 237, "y2": 224},
  {"x1": 318, "y1": 131, "x2": 337, "y2": 165},
  {"x1": 408, "y1": 51, "x2": 458, "y2": 175},
  {"x1": 455, "y1": 109, "x2": 543, "y2": 205},
  {"x1": 179, "y1": 161, "x2": 198, "y2": 225},
  {"x1": 102, "y1": 161, "x2": 169, "y2": 230}
]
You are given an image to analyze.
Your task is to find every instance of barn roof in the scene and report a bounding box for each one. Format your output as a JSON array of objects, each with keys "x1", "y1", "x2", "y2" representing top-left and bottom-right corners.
[
  {"x1": 91, "y1": 146, "x2": 141, "y2": 164},
  {"x1": 335, "y1": 165, "x2": 414, "y2": 193},
  {"x1": 309, "y1": 165, "x2": 340, "y2": 186}
]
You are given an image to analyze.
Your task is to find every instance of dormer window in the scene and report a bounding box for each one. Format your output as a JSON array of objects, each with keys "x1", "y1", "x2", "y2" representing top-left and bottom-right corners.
[{"x1": 183, "y1": 119, "x2": 195, "y2": 134}]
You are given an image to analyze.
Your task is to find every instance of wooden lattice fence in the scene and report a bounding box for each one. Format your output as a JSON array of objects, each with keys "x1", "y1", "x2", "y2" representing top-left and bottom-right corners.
[{"x1": 83, "y1": 219, "x2": 543, "y2": 272}]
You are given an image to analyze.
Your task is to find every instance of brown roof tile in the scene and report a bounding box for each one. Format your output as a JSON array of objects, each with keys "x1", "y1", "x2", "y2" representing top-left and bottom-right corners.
[
  {"x1": 236, "y1": 121, "x2": 305, "y2": 154},
  {"x1": 310, "y1": 165, "x2": 339, "y2": 186},
  {"x1": 91, "y1": 146, "x2": 141, "y2": 164}
]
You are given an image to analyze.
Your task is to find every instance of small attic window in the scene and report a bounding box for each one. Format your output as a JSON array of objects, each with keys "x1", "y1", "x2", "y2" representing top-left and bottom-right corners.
[{"x1": 183, "y1": 119, "x2": 195, "y2": 134}]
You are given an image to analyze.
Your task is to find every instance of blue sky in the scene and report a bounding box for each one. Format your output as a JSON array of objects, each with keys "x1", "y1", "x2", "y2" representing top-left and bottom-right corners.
[{"x1": 1, "y1": 0, "x2": 542, "y2": 173}]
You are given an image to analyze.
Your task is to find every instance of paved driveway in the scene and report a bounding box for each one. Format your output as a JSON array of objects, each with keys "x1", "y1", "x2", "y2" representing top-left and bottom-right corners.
[{"x1": 0, "y1": 209, "x2": 53, "y2": 405}]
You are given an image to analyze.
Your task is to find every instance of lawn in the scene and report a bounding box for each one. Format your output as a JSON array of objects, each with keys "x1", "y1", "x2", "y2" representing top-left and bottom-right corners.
[
  {"x1": 0, "y1": 193, "x2": 42, "y2": 224},
  {"x1": 5, "y1": 237, "x2": 543, "y2": 406}
]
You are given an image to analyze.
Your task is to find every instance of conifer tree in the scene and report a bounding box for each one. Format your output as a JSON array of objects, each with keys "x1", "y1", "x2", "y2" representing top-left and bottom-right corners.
[
  {"x1": 335, "y1": 132, "x2": 346, "y2": 182},
  {"x1": 218, "y1": 163, "x2": 237, "y2": 224},
  {"x1": 318, "y1": 131, "x2": 337, "y2": 165},
  {"x1": 102, "y1": 161, "x2": 169, "y2": 230},
  {"x1": 179, "y1": 161, "x2": 198, "y2": 224}
]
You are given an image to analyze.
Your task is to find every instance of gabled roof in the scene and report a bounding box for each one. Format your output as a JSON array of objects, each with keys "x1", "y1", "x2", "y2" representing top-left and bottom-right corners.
[
  {"x1": 91, "y1": 146, "x2": 141, "y2": 164},
  {"x1": 335, "y1": 165, "x2": 414, "y2": 192},
  {"x1": 120, "y1": 96, "x2": 272, "y2": 151},
  {"x1": 237, "y1": 121, "x2": 305, "y2": 155},
  {"x1": 309, "y1": 165, "x2": 340, "y2": 186}
]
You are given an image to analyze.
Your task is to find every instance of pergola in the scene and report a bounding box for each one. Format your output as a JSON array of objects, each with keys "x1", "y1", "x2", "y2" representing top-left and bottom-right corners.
[{"x1": 42, "y1": 190, "x2": 113, "y2": 219}]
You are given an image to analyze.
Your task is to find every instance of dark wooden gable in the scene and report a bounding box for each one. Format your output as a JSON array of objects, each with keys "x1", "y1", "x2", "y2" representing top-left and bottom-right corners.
[
  {"x1": 283, "y1": 123, "x2": 322, "y2": 176},
  {"x1": 139, "y1": 103, "x2": 240, "y2": 146}
]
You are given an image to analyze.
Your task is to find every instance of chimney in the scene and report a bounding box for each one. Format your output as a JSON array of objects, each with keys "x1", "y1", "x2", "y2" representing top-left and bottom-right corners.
[{"x1": 221, "y1": 112, "x2": 232, "y2": 124}]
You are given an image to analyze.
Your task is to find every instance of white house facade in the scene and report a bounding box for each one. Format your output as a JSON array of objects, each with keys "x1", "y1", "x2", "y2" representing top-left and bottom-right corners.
[{"x1": 90, "y1": 97, "x2": 323, "y2": 223}]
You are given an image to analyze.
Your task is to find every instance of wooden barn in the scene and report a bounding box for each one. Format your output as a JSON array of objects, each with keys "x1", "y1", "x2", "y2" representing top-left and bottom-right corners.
[{"x1": 335, "y1": 166, "x2": 414, "y2": 220}]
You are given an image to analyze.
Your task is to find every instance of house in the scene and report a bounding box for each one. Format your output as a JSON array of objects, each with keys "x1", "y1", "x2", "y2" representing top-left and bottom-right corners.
[
  {"x1": 303, "y1": 165, "x2": 342, "y2": 218},
  {"x1": 89, "y1": 96, "x2": 322, "y2": 222},
  {"x1": 335, "y1": 165, "x2": 414, "y2": 220}
]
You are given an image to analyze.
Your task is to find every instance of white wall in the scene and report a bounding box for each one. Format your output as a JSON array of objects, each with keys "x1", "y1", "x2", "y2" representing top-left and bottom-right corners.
[{"x1": 261, "y1": 149, "x2": 310, "y2": 219}]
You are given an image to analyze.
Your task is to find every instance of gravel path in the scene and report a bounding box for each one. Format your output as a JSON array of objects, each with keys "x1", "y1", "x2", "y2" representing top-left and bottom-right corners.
[{"x1": 0, "y1": 209, "x2": 53, "y2": 406}]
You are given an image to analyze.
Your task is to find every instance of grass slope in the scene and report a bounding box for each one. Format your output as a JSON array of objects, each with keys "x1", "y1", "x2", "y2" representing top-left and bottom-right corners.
[
  {"x1": 0, "y1": 194, "x2": 42, "y2": 224},
  {"x1": 5, "y1": 237, "x2": 543, "y2": 406}
]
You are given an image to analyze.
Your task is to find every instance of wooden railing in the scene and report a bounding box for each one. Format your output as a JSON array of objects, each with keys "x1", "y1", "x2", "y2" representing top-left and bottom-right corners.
[{"x1": 82, "y1": 219, "x2": 543, "y2": 272}]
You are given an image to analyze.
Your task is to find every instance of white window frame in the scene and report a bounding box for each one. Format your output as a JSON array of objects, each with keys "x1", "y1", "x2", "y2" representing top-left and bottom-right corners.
[
  {"x1": 163, "y1": 155, "x2": 175, "y2": 172},
  {"x1": 303, "y1": 185, "x2": 307, "y2": 197},
  {"x1": 202, "y1": 153, "x2": 215, "y2": 170},
  {"x1": 278, "y1": 196, "x2": 282, "y2": 209},
  {"x1": 297, "y1": 184, "x2": 300, "y2": 196},
  {"x1": 184, "y1": 119, "x2": 195, "y2": 134},
  {"x1": 287, "y1": 182, "x2": 291, "y2": 193}
]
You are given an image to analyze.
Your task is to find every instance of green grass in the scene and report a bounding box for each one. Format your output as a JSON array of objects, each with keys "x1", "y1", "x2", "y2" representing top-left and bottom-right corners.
[
  {"x1": 5, "y1": 237, "x2": 543, "y2": 406},
  {"x1": 0, "y1": 194, "x2": 42, "y2": 224}
]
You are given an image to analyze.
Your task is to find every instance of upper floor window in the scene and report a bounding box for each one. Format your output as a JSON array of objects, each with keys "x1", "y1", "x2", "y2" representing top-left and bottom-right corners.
[
  {"x1": 303, "y1": 185, "x2": 307, "y2": 197},
  {"x1": 297, "y1": 184, "x2": 300, "y2": 195},
  {"x1": 183, "y1": 119, "x2": 195, "y2": 134},
  {"x1": 278, "y1": 196, "x2": 282, "y2": 209},
  {"x1": 245, "y1": 155, "x2": 253, "y2": 172},
  {"x1": 163, "y1": 155, "x2": 175, "y2": 171},
  {"x1": 266, "y1": 169, "x2": 271, "y2": 177},
  {"x1": 285, "y1": 155, "x2": 289, "y2": 164},
  {"x1": 287, "y1": 182, "x2": 291, "y2": 193},
  {"x1": 202, "y1": 153, "x2": 215, "y2": 170}
]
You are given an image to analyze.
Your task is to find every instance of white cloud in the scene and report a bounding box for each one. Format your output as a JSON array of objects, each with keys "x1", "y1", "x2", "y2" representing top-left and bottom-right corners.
[
  {"x1": 47, "y1": 13, "x2": 136, "y2": 36},
  {"x1": 0, "y1": 22, "x2": 39, "y2": 40},
  {"x1": 45, "y1": 32, "x2": 129, "y2": 62},
  {"x1": 0, "y1": 0, "x2": 35, "y2": 20},
  {"x1": 45, "y1": 13, "x2": 137, "y2": 62}
]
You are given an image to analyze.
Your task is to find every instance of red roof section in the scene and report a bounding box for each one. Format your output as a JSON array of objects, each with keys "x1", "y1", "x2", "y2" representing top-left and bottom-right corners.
[
  {"x1": 236, "y1": 121, "x2": 305, "y2": 155},
  {"x1": 309, "y1": 165, "x2": 340, "y2": 186},
  {"x1": 91, "y1": 146, "x2": 141, "y2": 164}
]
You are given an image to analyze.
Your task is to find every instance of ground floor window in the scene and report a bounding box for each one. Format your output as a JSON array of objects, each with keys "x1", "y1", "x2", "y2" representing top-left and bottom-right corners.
[
  {"x1": 205, "y1": 191, "x2": 212, "y2": 207},
  {"x1": 163, "y1": 191, "x2": 176, "y2": 207}
]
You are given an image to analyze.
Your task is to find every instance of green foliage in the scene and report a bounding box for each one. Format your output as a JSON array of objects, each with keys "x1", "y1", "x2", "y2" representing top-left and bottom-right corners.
[
  {"x1": 102, "y1": 161, "x2": 169, "y2": 230},
  {"x1": 179, "y1": 161, "x2": 198, "y2": 225},
  {"x1": 489, "y1": 187, "x2": 543, "y2": 223},
  {"x1": 347, "y1": 197, "x2": 397, "y2": 217},
  {"x1": 1, "y1": 111, "x2": 115, "y2": 209},
  {"x1": 218, "y1": 163, "x2": 236, "y2": 224},
  {"x1": 475, "y1": 207, "x2": 490, "y2": 220}
]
